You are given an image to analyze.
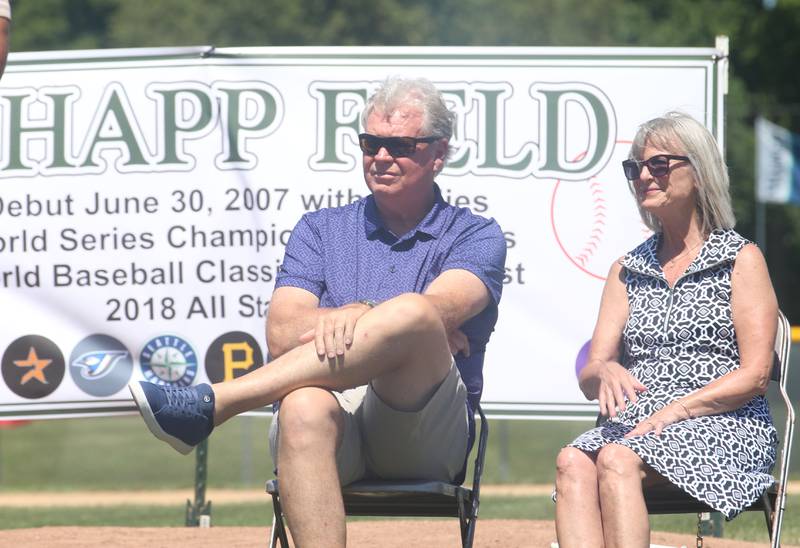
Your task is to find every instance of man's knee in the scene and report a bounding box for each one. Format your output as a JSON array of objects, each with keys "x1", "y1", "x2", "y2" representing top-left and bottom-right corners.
[
  {"x1": 278, "y1": 388, "x2": 342, "y2": 453},
  {"x1": 379, "y1": 293, "x2": 444, "y2": 338}
]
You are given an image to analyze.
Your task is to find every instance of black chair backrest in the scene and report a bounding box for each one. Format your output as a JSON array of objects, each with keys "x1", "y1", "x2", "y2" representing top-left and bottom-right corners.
[{"x1": 771, "y1": 350, "x2": 781, "y2": 383}]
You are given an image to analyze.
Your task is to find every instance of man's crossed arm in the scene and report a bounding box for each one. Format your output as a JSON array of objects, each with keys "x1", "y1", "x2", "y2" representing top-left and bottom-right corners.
[{"x1": 265, "y1": 268, "x2": 490, "y2": 360}]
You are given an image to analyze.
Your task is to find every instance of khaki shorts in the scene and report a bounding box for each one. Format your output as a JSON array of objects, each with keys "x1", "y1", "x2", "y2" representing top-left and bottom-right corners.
[{"x1": 269, "y1": 361, "x2": 469, "y2": 486}]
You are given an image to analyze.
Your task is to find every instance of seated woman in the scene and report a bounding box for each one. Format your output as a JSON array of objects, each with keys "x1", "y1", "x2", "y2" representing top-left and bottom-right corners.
[{"x1": 555, "y1": 112, "x2": 778, "y2": 547}]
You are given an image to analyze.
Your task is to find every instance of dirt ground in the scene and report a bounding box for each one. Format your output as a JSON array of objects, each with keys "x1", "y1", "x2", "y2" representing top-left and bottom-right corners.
[
  {"x1": 0, "y1": 522, "x2": 791, "y2": 548},
  {"x1": 0, "y1": 488, "x2": 793, "y2": 547}
]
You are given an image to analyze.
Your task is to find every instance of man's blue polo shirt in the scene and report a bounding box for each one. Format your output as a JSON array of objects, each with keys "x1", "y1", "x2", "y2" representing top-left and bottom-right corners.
[{"x1": 275, "y1": 184, "x2": 506, "y2": 409}]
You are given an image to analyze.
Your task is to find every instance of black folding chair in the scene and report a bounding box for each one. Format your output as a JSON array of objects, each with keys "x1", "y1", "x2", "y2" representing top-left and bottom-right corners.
[
  {"x1": 642, "y1": 310, "x2": 794, "y2": 547},
  {"x1": 266, "y1": 404, "x2": 489, "y2": 548}
]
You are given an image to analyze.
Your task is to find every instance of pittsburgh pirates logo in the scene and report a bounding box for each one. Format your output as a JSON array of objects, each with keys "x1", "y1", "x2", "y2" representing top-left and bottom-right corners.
[{"x1": 204, "y1": 331, "x2": 264, "y2": 383}]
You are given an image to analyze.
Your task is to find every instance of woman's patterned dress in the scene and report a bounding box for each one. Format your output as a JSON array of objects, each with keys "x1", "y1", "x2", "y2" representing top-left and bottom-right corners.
[{"x1": 569, "y1": 228, "x2": 777, "y2": 519}]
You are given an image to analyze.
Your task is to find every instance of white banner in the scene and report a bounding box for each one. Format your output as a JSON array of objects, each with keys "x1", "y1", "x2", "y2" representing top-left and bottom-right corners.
[{"x1": 0, "y1": 46, "x2": 725, "y2": 419}]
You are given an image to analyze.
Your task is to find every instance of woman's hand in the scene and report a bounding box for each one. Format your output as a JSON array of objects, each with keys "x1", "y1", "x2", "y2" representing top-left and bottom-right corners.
[
  {"x1": 624, "y1": 401, "x2": 690, "y2": 438},
  {"x1": 595, "y1": 360, "x2": 647, "y2": 418}
]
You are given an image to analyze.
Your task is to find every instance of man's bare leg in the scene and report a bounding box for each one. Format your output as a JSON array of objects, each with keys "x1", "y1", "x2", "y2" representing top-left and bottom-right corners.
[
  {"x1": 213, "y1": 292, "x2": 454, "y2": 424},
  {"x1": 276, "y1": 387, "x2": 347, "y2": 548},
  {"x1": 257, "y1": 293, "x2": 453, "y2": 548}
]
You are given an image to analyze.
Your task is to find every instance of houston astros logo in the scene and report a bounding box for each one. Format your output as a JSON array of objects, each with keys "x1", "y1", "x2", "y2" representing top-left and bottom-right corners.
[
  {"x1": 139, "y1": 335, "x2": 197, "y2": 386},
  {"x1": 2, "y1": 335, "x2": 65, "y2": 399},
  {"x1": 550, "y1": 140, "x2": 651, "y2": 280}
]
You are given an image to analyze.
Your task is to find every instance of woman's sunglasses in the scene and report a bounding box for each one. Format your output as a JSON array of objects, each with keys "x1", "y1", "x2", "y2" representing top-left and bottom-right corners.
[
  {"x1": 622, "y1": 154, "x2": 690, "y2": 180},
  {"x1": 358, "y1": 133, "x2": 440, "y2": 158}
]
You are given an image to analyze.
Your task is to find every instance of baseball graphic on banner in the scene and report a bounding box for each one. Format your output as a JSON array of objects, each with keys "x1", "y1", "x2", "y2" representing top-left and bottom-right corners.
[{"x1": 550, "y1": 141, "x2": 651, "y2": 280}]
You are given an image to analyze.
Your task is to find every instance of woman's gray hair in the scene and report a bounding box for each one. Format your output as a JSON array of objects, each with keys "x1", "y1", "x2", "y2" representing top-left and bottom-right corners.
[
  {"x1": 629, "y1": 111, "x2": 735, "y2": 234},
  {"x1": 361, "y1": 76, "x2": 456, "y2": 160}
]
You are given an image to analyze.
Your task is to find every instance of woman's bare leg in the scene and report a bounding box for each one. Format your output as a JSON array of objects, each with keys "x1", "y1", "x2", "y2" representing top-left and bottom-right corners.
[
  {"x1": 596, "y1": 444, "x2": 657, "y2": 548},
  {"x1": 555, "y1": 447, "x2": 604, "y2": 547}
]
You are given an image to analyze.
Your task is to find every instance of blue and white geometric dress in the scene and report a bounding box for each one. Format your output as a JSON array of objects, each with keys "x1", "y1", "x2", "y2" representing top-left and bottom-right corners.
[{"x1": 569, "y1": 228, "x2": 777, "y2": 519}]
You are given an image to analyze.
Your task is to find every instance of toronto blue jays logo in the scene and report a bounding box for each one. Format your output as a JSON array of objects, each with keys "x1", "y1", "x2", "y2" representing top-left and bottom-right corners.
[
  {"x1": 71, "y1": 350, "x2": 129, "y2": 380},
  {"x1": 68, "y1": 334, "x2": 133, "y2": 397}
]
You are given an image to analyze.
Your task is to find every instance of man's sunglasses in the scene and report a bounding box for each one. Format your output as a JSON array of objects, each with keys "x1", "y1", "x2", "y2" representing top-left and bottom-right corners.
[
  {"x1": 622, "y1": 154, "x2": 690, "y2": 180},
  {"x1": 358, "y1": 133, "x2": 440, "y2": 157}
]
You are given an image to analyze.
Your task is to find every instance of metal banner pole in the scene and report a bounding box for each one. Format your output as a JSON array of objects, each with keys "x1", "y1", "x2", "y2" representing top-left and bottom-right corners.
[{"x1": 185, "y1": 438, "x2": 212, "y2": 527}]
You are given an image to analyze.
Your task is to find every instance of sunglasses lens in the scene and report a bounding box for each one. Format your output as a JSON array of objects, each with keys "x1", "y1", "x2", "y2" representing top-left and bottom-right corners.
[
  {"x1": 622, "y1": 160, "x2": 640, "y2": 180},
  {"x1": 384, "y1": 138, "x2": 416, "y2": 157},
  {"x1": 389, "y1": 137, "x2": 417, "y2": 158},
  {"x1": 359, "y1": 135, "x2": 418, "y2": 157},
  {"x1": 359, "y1": 134, "x2": 380, "y2": 155},
  {"x1": 648, "y1": 156, "x2": 670, "y2": 177}
]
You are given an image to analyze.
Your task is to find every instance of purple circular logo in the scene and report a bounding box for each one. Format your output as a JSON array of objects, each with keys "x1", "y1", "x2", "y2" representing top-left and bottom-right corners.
[{"x1": 575, "y1": 339, "x2": 591, "y2": 378}]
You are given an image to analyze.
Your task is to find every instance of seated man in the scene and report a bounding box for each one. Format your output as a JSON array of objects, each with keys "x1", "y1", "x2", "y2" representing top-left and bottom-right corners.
[{"x1": 130, "y1": 76, "x2": 506, "y2": 547}]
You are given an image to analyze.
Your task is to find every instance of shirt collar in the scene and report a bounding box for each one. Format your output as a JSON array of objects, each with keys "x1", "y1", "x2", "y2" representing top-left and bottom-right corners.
[
  {"x1": 620, "y1": 228, "x2": 745, "y2": 280},
  {"x1": 364, "y1": 183, "x2": 448, "y2": 243}
]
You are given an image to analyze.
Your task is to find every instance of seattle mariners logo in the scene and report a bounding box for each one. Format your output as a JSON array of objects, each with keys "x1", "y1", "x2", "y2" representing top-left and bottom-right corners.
[{"x1": 139, "y1": 335, "x2": 197, "y2": 387}]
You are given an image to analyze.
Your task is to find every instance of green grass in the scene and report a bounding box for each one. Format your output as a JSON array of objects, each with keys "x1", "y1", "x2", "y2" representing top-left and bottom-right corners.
[
  {"x1": 0, "y1": 414, "x2": 797, "y2": 544},
  {"x1": 0, "y1": 505, "x2": 193, "y2": 529},
  {"x1": 0, "y1": 416, "x2": 589, "y2": 491},
  {"x1": 0, "y1": 415, "x2": 271, "y2": 491}
]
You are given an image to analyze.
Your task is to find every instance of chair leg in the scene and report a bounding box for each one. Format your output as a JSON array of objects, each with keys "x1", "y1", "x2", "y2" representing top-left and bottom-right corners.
[
  {"x1": 760, "y1": 491, "x2": 774, "y2": 543},
  {"x1": 269, "y1": 515, "x2": 278, "y2": 548},
  {"x1": 457, "y1": 492, "x2": 469, "y2": 548},
  {"x1": 464, "y1": 496, "x2": 478, "y2": 548},
  {"x1": 270, "y1": 493, "x2": 291, "y2": 548},
  {"x1": 455, "y1": 491, "x2": 478, "y2": 548}
]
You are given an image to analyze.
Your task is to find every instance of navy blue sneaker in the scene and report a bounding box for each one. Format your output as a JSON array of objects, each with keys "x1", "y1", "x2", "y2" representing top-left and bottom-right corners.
[{"x1": 129, "y1": 381, "x2": 215, "y2": 454}]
